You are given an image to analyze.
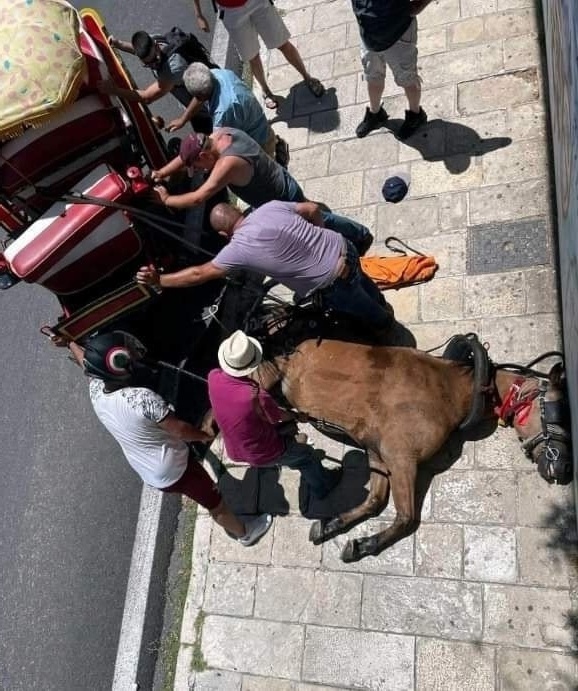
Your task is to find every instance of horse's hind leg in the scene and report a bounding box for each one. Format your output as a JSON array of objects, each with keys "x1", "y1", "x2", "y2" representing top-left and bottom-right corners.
[
  {"x1": 341, "y1": 458, "x2": 417, "y2": 562},
  {"x1": 309, "y1": 451, "x2": 390, "y2": 545}
]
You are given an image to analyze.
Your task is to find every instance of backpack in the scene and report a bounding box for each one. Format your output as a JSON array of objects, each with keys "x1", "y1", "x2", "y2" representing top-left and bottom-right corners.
[{"x1": 159, "y1": 26, "x2": 218, "y2": 68}]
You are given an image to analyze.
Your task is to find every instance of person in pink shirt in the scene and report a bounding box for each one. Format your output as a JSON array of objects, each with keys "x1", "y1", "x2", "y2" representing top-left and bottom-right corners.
[{"x1": 208, "y1": 330, "x2": 342, "y2": 499}]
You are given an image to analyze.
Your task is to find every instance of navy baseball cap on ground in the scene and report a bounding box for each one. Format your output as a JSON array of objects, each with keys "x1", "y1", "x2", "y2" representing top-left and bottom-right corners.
[{"x1": 382, "y1": 174, "x2": 409, "y2": 203}]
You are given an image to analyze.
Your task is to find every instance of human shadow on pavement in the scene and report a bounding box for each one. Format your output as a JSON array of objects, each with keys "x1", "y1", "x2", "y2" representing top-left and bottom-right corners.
[
  {"x1": 269, "y1": 84, "x2": 340, "y2": 133},
  {"x1": 385, "y1": 117, "x2": 512, "y2": 173},
  {"x1": 299, "y1": 435, "x2": 466, "y2": 523},
  {"x1": 299, "y1": 449, "x2": 369, "y2": 519},
  {"x1": 298, "y1": 428, "x2": 485, "y2": 533},
  {"x1": 211, "y1": 457, "x2": 291, "y2": 517}
]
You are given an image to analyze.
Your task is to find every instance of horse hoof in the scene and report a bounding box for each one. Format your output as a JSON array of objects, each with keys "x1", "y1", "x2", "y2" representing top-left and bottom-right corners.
[
  {"x1": 309, "y1": 520, "x2": 326, "y2": 545},
  {"x1": 309, "y1": 517, "x2": 344, "y2": 544},
  {"x1": 341, "y1": 540, "x2": 361, "y2": 563}
]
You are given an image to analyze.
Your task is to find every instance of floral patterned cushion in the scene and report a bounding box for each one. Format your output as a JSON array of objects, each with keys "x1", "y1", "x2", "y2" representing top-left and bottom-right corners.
[{"x1": 0, "y1": 0, "x2": 86, "y2": 139}]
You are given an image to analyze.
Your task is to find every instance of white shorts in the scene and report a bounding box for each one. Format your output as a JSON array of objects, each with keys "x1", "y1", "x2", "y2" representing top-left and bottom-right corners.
[
  {"x1": 220, "y1": 0, "x2": 290, "y2": 62},
  {"x1": 361, "y1": 18, "x2": 419, "y2": 88}
]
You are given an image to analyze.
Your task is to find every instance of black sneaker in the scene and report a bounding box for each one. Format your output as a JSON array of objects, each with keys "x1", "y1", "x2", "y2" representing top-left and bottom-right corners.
[
  {"x1": 355, "y1": 106, "x2": 389, "y2": 138},
  {"x1": 398, "y1": 107, "x2": 427, "y2": 140},
  {"x1": 275, "y1": 135, "x2": 290, "y2": 168}
]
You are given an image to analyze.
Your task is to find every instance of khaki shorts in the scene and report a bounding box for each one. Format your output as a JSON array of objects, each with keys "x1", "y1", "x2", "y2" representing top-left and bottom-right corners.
[
  {"x1": 221, "y1": 0, "x2": 290, "y2": 62},
  {"x1": 360, "y1": 18, "x2": 419, "y2": 87}
]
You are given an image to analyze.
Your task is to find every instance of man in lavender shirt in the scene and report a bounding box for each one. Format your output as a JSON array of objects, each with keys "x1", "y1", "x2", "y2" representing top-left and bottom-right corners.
[
  {"x1": 136, "y1": 200, "x2": 393, "y2": 331},
  {"x1": 208, "y1": 330, "x2": 341, "y2": 499}
]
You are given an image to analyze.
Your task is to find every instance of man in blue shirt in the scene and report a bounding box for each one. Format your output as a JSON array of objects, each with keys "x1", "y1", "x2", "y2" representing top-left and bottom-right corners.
[
  {"x1": 166, "y1": 64, "x2": 276, "y2": 157},
  {"x1": 352, "y1": 0, "x2": 432, "y2": 140}
]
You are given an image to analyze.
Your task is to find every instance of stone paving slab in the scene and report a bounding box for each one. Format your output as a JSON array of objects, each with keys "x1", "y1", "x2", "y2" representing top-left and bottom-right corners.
[
  {"x1": 361, "y1": 575, "x2": 483, "y2": 640},
  {"x1": 301, "y1": 626, "x2": 414, "y2": 690},
  {"x1": 176, "y1": 0, "x2": 578, "y2": 688},
  {"x1": 416, "y1": 638, "x2": 496, "y2": 691}
]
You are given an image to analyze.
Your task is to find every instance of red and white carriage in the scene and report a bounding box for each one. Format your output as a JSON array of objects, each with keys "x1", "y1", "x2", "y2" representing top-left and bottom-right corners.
[{"x1": 0, "y1": 1, "x2": 253, "y2": 416}]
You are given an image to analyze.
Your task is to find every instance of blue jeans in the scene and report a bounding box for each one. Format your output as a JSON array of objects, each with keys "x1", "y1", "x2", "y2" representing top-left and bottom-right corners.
[
  {"x1": 263, "y1": 438, "x2": 335, "y2": 498},
  {"x1": 281, "y1": 170, "x2": 372, "y2": 252},
  {"x1": 321, "y1": 240, "x2": 393, "y2": 330}
]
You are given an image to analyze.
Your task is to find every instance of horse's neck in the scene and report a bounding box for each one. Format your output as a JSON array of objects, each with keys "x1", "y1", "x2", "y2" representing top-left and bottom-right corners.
[{"x1": 255, "y1": 359, "x2": 284, "y2": 391}]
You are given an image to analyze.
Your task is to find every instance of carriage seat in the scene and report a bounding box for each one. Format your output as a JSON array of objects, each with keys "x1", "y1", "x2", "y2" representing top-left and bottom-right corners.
[
  {"x1": 3, "y1": 164, "x2": 141, "y2": 295},
  {"x1": 0, "y1": 93, "x2": 124, "y2": 201}
]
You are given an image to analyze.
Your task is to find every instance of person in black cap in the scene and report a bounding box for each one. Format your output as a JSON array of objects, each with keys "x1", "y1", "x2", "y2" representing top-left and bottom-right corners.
[
  {"x1": 352, "y1": 0, "x2": 432, "y2": 140},
  {"x1": 99, "y1": 29, "x2": 218, "y2": 134}
]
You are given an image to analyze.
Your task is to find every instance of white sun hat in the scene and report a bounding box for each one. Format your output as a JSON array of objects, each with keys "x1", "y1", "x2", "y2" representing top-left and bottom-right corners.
[{"x1": 218, "y1": 330, "x2": 263, "y2": 377}]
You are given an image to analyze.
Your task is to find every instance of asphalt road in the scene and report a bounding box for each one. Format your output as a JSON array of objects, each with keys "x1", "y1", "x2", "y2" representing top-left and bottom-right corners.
[{"x1": 0, "y1": 3, "x2": 213, "y2": 689}]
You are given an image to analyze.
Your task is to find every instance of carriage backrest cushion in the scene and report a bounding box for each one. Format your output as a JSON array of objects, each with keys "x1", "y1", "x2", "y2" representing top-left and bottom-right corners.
[
  {"x1": 3, "y1": 164, "x2": 141, "y2": 294},
  {"x1": 0, "y1": 93, "x2": 124, "y2": 200}
]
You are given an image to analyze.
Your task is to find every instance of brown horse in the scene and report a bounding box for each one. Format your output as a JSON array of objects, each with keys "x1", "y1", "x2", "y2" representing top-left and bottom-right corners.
[{"x1": 252, "y1": 306, "x2": 572, "y2": 562}]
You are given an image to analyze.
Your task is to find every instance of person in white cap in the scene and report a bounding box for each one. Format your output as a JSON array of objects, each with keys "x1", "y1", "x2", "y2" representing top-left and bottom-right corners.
[{"x1": 207, "y1": 330, "x2": 342, "y2": 499}]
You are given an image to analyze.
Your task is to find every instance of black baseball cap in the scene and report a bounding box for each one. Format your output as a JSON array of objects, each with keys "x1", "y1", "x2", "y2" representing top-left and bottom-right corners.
[{"x1": 382, "y1": 175, "x2": 409, "y2": 203}]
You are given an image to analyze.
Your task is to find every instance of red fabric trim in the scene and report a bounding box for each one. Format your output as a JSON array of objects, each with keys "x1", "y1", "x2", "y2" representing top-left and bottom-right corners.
[
  {"x1": 55, "y1": 284, "x2": 153, "y2": 340},
  {"x1": 0, "y1": 204, "x2": 22, "y2": 233},
  {"x1": 217, "y1": 0, "x2": 248, "y2": 7},
  {"x1": 495, "y1": 378, "x2": 538, "y2": 427}
]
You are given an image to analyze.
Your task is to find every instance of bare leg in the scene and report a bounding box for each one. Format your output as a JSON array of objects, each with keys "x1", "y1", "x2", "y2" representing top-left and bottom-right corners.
[
  {"x1": 341, "y1": 458, "x2": 418, "y2": 562},
  {"x1": 367, "y1": 78, "x2": 385, "y2": 113},
  {"x1": 309, "y1": 450, "x2": 390, "y2": 544},
  {"x1": 277, "y1": 40, "x2": 309, "y2": 80},
  {"x1": 404, "y1": 81, "x2": 421, "y2": 113},
  {"x1": 249, "y1": 53, "x2": 274, "y2": 98},
  {"x1": 209, "y1": 499, "x2": 245, "y2": 538}
]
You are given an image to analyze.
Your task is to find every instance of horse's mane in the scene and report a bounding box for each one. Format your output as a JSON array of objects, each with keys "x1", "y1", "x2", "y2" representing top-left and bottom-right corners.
[{"x1": 249, "y1": 303, "x2": 381, "y2": 359}]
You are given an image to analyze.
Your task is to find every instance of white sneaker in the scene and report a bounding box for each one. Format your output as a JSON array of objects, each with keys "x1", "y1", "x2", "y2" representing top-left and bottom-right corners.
[{"x1": 237, "y1": 514, "x2": 273, "y2": 546}]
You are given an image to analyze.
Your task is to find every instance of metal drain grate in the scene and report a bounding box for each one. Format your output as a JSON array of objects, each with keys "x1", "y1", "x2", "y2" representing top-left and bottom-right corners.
[{"x1": 467, "y1": 217, "x2": 550, "y2": 274}]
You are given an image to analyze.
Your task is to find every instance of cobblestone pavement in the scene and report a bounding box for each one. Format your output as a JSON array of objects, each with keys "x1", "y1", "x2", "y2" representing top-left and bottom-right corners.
[{"x1": 175, "y1": 1, "x2": 578, "y2": 688}]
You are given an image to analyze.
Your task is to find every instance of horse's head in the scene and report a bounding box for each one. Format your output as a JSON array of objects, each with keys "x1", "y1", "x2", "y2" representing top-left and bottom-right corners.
[{"x1": 499, "y1": 361, "x2": 572, "y2": 484}]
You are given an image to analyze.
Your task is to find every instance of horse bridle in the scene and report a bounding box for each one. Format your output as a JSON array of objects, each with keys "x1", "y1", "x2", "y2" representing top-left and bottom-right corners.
[
  {"x1": 494, "y1": 351, "x2": 571, "y2": 478},
  {"x1": 519, "y1": 379, "x2": 571, "y2": 461}
]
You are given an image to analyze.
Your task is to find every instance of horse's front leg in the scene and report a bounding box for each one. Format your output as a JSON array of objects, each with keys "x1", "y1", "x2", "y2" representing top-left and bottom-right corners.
[
  {"x1": 342, "y1": 457, "x2": 418, "y2": 562},
  {"x1": 309, "y1": 450, "x2": 390, "y2": 545}
]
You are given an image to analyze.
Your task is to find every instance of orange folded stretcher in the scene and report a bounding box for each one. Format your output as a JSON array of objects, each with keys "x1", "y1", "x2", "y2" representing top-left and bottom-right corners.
[{"x1": 360, "y1": 236, "x2": 438, "y2": 290}]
